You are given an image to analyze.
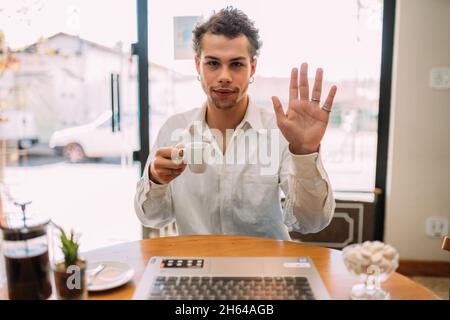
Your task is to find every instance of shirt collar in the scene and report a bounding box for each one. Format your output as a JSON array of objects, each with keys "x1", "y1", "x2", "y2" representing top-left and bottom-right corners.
[{"x1": 241, "y1": 96, "x2": 265, "y2": 133}]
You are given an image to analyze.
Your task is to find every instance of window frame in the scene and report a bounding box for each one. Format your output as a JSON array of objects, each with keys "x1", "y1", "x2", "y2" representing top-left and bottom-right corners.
[{"x1": 134, "y1": 0, "x2": 397, "y2": 241}]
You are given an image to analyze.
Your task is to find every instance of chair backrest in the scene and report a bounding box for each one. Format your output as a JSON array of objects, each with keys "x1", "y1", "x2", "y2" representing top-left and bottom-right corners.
[{"x1": 442, "y1": 236, "x2": 450, "y2": 252}]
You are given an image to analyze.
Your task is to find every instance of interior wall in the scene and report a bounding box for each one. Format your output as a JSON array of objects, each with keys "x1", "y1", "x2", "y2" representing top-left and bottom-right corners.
[{"x1": 385, "y1": 0, "x2": 450, "y2": 261}]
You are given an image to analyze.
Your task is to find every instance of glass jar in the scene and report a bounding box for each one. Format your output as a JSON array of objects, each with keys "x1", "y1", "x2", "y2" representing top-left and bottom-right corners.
[
  {"x1": 343, "y1": 241, "x2": 399, "y2": 300},
  {"x1": 0, "y1": 202, "x2": 52, "y2": 300}
]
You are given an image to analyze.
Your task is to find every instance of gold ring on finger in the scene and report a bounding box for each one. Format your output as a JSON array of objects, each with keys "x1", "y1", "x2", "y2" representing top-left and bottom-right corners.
[{"x1": 311, "y1": 98, "x2": 320, "y2": 103}]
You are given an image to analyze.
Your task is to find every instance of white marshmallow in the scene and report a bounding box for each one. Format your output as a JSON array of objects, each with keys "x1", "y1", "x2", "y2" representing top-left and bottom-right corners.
[
  {"x1": 371, "y1": 252, "x2": 383, "y2": 264},
  {"x1": 344, "y1": 242, "x2": 399, "y2": 276}
]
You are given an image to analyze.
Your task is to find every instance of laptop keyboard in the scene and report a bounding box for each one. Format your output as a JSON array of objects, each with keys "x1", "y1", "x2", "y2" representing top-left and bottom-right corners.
[{"x1": 148, "y1": 276, "x2": 316, "y2": 300}]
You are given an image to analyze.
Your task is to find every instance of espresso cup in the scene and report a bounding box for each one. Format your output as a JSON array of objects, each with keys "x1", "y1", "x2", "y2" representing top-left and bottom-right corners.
[{"x1": 175, "y1": 142, "x2": 210, "y2": 174}]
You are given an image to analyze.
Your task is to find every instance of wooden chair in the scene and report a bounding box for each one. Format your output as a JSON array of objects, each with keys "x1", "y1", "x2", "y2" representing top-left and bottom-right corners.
[
  {"x1": 442, "y1": 236, "x2": 450, "y2": 252},
  {"x1": 443, "y1": 236, "x2": 450, "y2": 300},
  {"x1": 143, "y1": 222, "x2": 178, "y2": 239}
]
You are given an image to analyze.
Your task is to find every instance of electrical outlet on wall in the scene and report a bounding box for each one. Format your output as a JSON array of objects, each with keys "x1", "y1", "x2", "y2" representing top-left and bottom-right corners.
[
  {"x1": 425, "y1": 216, "x2": 449, "y2": 238},
  {"x1": 429, "y1": 67, "x2": 450, "y2": 89}
]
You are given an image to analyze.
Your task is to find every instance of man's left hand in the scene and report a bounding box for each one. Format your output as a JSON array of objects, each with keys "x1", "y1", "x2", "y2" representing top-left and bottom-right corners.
[{"x1": 272, "y1": 62, "x2": 337, "y2": 155}]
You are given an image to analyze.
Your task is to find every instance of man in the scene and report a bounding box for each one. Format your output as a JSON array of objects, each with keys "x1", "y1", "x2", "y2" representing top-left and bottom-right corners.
[{"x1": 134, "y1": 7, "x2": 337, "y2": 240}]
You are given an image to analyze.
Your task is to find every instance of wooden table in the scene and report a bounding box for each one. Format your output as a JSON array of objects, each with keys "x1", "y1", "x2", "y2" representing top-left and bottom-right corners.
[{"x1": 81, "y1": 235, "x2": 439, "y2": 300}]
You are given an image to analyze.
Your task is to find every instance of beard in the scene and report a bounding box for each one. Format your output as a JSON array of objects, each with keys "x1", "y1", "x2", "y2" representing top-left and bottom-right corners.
[
  {"x1": 209, "y1": 85, "x2": 247, "y2": 110},
  {"x1": 211, "y1": 97, "x2": 238, "y2": 110}
]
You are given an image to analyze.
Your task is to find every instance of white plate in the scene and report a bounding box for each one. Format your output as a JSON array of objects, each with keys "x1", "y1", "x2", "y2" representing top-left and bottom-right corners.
[{"x1": 86, "y1": 261, "x2": 134, "y2": 292}]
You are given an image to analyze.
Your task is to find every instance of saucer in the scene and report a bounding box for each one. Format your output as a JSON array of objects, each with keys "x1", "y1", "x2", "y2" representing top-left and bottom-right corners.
[{"x1": 86, "y1": 261, "x2": 134, "y2": 292}]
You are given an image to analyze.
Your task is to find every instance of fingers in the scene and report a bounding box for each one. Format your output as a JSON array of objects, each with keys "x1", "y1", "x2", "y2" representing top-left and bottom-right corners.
[
  {"x1": 156, "y1": 144, "x2": 185, "y2": 162},
  {"x1": 155, "y1": 146, "x2": 177, "y2": 159},
  {"x1": 299, "y1": 63, "x2": 309, "y2": 101},
  {"x1": 271, "y1": 96, "x2": 286, "y2": 126},
  {"x1": 159, "y1": 168, "x2": 185, "y2": 176},
  {"x1": 291, "y1": 63, "x2": 328, "y2": 104},
  {"x1": 174, "y1": 143, "x2": 185, "y2": 149},
  {"x1": 150, "y1": 150, "x2": 187, "y2": 184},
  {"x1": 154, "y1": 156, "x2": 186, "y2": 170},
  {"x1": 151, "y1": 168, "x2": 184, "y2": 185},
  {"x1": 311, "y1": 68, "x2": 323, "y2": 103},
  {"x1": 151, "y1": 146, "x2": 187, "y2": 183},
  {"x1": 322, "y1": 85, "x2": 338, "y2": 113},
  {"x1": 289, "y1": 68, "x2": 299, "y2": 102}
]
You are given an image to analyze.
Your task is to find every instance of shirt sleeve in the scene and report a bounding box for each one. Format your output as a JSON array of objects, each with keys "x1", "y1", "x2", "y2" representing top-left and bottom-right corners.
[
  {"x1": 134, "y1": 122, "x2": 176, "y2": 229},
  {"x1": 279, "y1": 145, "x2": 335, "y2": 234}
]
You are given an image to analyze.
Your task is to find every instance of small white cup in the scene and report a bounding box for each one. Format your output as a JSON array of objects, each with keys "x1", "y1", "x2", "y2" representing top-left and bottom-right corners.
[{"x1": 174, "y1": 142, "x2": 210, "y2": 174}]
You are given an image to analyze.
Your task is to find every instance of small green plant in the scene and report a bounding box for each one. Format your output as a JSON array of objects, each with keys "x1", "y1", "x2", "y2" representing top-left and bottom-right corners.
[{"x1": 59, "y1": 227, "x2": 80, "y2": 267}]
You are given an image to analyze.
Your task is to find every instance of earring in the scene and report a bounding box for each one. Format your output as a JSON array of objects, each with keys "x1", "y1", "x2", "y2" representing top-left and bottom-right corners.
[
  {"x1": 197, "y1": 74, "x2": 201, "y2": 81},
  {"x1": 249, "y1": 76, "x2": 254, "y2": 84}
]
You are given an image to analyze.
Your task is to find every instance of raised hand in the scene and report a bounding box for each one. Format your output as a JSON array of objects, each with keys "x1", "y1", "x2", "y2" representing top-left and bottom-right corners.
[{"x1": 271, "y1": 63, "x2": 337, "y2": 155}]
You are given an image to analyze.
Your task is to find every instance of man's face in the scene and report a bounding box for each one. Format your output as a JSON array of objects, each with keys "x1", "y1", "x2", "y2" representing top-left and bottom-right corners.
[{"x1": 195, "y1": 33, "x2": 256, "y2": 110}]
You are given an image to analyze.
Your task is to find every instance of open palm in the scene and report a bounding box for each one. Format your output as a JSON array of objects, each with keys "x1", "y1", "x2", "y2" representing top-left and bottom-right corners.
[{"x1": 272, "y1": 63, "x2": 337, "y2": 155}]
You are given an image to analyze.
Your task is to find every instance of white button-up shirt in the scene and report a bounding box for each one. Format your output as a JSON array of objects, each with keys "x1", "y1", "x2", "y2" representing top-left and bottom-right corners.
[{"x1": 134, "y1": 97, "x2": 335, "y2": 240}]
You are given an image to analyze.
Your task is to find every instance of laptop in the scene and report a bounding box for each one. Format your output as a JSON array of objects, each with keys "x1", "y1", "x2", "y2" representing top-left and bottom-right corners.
[{"x1": 132, "y1": 257, "x2": 330, "y2": 300}]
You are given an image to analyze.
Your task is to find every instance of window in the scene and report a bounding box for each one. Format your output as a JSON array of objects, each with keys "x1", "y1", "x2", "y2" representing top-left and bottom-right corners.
[
  {"x1": 147, "y1": 0, "x2": 384, "y2": 193},
  {"x1": 0, "y1": 0, "x2": 141, "y2": 251}
]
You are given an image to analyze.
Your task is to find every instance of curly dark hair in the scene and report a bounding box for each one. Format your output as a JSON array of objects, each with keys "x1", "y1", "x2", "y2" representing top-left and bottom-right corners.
[{"x1": 192, "y1": 7, "x2": 262, "y2": 60}]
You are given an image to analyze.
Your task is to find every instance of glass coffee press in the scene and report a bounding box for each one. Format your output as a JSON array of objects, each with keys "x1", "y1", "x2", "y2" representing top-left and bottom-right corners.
[{"x1": 0, "y1": 201, "x2": 52, "y2": 300}]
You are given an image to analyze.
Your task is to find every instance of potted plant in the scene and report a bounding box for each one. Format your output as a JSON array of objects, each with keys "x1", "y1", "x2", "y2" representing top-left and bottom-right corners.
[{"x1": 53, "y1": 227, "x2": 87, "y2": 300}]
